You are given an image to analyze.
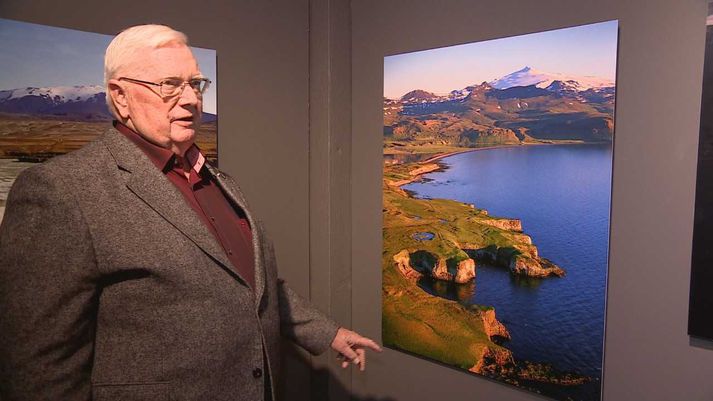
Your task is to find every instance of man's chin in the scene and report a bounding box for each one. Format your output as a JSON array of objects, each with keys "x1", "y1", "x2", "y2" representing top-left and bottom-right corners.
[
  {"x1": 171, "y1": 125, "x2": 199, "y2": 141},
  {"x1": 169, "y1": 127, "x2": 198, "y2": 152}
]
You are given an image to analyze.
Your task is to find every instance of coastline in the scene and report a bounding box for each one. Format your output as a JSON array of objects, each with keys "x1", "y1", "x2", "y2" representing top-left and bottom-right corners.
[
  {"x1": 386, "y1": 144, "x2": 526, "y2": 188},
  {"x1": 382, "y1": 141, "x2": 599, "y2": 397},
  {"x1": 420, "y1": 143, "x2": 529, "y2": 164},
  {"x1": 389, "y1": 140, "x2": 606, "y2": 188}
]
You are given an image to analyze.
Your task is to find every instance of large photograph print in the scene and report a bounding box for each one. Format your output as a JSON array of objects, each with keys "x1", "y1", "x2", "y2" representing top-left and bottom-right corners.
[
  {"x1": 689, "y1": 2, "x2": 713, "y2": 341},
  {"x1": 382, "y1": 21, "x2": 618, "y2": 401},
  {"x1": 0, "y1": 18, "x2": 217, "y2": 223}
]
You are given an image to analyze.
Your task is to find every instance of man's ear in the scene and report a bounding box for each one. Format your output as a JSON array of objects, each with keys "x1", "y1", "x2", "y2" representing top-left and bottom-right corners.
[{"x1": 108, "y1": 79, "x2": 130, "y2": 119}]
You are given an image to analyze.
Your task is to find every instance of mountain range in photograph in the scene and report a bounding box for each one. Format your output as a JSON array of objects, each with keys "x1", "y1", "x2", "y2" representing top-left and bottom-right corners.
[
  {"x1": 0, "y1": 85, "x2": 217, "y2": 123},
  {"x1": 384, "y1": 66, "x2": 615, "y2": 153}
]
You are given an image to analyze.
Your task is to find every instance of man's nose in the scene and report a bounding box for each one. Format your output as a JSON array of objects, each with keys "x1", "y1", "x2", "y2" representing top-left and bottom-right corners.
[{"x1": 177, "y1": 84, "x2": 200, "y2": 106}]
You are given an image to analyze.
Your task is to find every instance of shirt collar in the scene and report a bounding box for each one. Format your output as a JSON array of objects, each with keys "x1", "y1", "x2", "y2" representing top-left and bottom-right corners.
[
  {"x1": 181, "y1": 144, "x2": 206, "y2": 175},
  {"x1": 113, "y1": 120, "x2": 205, "y2": 175}
]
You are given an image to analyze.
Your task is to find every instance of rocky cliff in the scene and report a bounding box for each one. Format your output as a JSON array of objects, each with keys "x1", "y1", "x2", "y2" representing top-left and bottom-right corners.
[
  {"x1": 393, "y1": 249, "x2": 476, "y2": 284},
  {"x1": 479, "y1": 308, "x2": 511, "y2": 340},
  {"x1": 509, "y1": 255, "x2": 565, "y2": 278}
]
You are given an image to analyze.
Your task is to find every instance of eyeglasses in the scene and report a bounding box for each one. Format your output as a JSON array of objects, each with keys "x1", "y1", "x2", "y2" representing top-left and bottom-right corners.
[{"x1": 118, "y1": 76, "x2": 211, "y2": 98}]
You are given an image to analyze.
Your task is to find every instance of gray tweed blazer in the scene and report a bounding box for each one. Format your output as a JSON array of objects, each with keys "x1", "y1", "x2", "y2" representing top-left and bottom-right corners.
[{"x1": 0, "y1": 128, "x2": 339, "y2": 401}]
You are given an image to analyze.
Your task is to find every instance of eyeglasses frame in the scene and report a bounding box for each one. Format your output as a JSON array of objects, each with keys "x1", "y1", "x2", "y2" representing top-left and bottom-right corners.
[{"x1": 117, "y1": 76, "x2": 211, "y2": 99}]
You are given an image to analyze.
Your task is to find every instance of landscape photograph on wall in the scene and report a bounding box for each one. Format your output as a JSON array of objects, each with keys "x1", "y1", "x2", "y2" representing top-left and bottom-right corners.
[
  {"x1": 689, "y1": 1, "x2": 713, "y2": 341},
  {"x1": 382, "y1": 20, "x2": 618, "y2": 401},
  {"x1": 0, "y1": 18, "x2": 217, "y2": 223}
]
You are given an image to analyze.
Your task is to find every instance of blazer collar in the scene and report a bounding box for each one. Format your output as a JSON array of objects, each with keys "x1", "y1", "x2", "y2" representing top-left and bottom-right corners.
[{"x1": 101, "y1": 127, "x2": 266, "y2": 305}]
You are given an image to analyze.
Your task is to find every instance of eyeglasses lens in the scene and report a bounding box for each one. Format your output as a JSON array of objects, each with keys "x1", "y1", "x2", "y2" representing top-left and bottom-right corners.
[{"x1": 160, "y1": 79, "x2": 208, "y2": 97}]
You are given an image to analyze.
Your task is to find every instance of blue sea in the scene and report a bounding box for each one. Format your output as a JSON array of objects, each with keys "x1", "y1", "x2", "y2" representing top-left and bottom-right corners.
[{"x1": 403, "y1": 144, "x2": 612, "y2": 401}]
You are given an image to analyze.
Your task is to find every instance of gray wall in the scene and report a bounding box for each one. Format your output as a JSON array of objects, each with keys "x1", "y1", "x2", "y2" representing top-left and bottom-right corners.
[{"x1": 351, "y1": 0, "x2": 713, "y2": 400}]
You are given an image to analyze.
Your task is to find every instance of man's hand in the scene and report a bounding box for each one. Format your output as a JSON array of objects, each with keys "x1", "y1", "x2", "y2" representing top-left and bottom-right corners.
[{"x1": 330, "y1": 327, "x2": 383, "y2": 371}]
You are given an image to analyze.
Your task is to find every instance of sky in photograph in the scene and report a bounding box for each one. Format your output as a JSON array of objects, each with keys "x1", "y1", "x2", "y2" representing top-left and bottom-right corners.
[
  {"x1": 0, "y1": 18, "x2": 217, "y2": 114},
  {"x1": 384, "y1": 20, "x2": 618, "y2": 99}
]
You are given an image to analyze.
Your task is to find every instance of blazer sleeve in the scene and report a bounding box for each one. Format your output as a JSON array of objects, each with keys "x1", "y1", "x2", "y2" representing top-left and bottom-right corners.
[
  {"x1": 261, "y1": 234, "x2": 339, "y2": 356},
  {"x1": 276, "y1": 278, "x2": 340, "y2": 356},
  {"x1": 0, "y1": 166, "x2": 99, "y2": 400}
]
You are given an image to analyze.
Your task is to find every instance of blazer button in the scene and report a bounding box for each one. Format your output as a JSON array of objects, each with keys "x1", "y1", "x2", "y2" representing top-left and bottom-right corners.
[{"x1": 253, "y1": 368, "x2": 263, "y2": 378}]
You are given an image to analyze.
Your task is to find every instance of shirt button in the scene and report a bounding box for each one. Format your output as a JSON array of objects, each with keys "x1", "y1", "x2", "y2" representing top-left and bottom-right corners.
[
  {"x1": 210, "y1": 216, "x2": 216, "y2": 221},
  {"x1": 252, "y1": 368, "x2": 263, "y2": 378},
  {"x1": 228, "y1": 249, "x2": 233, "y2": 255}
]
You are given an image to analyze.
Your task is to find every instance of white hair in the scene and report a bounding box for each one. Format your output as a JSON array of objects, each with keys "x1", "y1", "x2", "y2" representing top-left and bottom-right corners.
[{"x1": 104, "y1": 24, "x2": 189, "y2": 118}]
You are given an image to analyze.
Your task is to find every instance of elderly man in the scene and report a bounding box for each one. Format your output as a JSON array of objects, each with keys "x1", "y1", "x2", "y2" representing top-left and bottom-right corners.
[{"x1": 0, "y1": 24, "x2": 380, "y2": 400}]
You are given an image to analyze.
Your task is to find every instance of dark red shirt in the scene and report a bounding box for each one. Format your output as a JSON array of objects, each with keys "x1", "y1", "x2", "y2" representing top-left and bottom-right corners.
[{"x1": 115, "y1": 121, "x2": 255, "y2": 289}]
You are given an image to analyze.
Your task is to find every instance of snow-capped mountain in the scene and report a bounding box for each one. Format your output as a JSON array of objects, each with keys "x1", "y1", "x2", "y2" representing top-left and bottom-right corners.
[
  {"x1": 489, "y1": 66, "x2": 614, "y2": 91},
  {"x1": 386, "y1": 67, "x2": 615, "y2": 108},
  {"x1": 397, "y1": 88, "x2": 473, "y2": 104},
  {"x1": 0, "y1": 85, "x2": 110, "y2": 120},
  {"x1": 384, "y1": 66, "x2": 616, "y2": 144},
  {"x1": 0, "y1": 85, "x2": 217, "y2": 122},
  {"x1": 448, "y1": 87, "x2": 473, "y2": 101},
  {"x1": 0, "y1": 85, "x2": 105, "y2": 103}
]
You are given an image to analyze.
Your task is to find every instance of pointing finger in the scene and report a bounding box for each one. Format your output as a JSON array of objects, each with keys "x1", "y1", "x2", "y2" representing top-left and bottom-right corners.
[{"x1": 352, "y1": 336, "x2": 383, "y2": 352}]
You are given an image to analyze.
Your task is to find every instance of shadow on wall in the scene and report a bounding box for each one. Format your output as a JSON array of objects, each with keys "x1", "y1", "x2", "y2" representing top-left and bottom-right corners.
[{"x1": 280, "y1": 340, "x2": 397, "y2": 401}]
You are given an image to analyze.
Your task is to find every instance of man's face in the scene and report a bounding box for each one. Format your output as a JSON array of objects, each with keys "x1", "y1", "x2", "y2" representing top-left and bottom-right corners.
[{"x1": 119, "y1": 45, "x2": 203, "y2": 156}]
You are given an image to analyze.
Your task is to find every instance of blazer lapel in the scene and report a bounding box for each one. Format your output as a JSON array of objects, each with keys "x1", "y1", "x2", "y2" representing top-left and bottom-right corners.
[
  {"x1": 205, "y1": 163, "x2": 266, "y2": 307},
  {"x1": 101, "y1": 128, "x2": 249, "y2": 286}
]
